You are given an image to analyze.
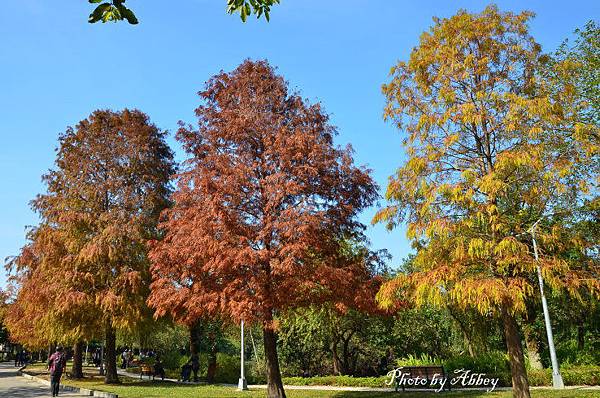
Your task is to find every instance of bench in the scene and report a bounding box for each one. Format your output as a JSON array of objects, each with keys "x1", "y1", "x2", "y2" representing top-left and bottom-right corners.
[
  {"x1": 394, "y1": 366, "x2": 449, "y2": 392},
  {"x1": 140, "y1": 364, "x2": 155, "y2": 380}
]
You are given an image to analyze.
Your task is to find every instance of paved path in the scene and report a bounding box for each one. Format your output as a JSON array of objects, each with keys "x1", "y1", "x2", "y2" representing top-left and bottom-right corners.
[{"x1": 0, "y1": 362, "x2": 81, "y2": 397}]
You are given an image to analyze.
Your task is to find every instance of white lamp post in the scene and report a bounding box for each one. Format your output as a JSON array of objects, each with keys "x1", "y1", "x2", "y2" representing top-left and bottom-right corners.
[
  {"x1": 529, "y1": 220, "x2": 564, "y2": 389},
  {"x1": 238, "y1": 320, "x2": 248, "y2": 390}
]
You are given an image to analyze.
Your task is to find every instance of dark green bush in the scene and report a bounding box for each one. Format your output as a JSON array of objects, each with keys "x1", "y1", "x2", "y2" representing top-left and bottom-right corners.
[
  {"x1": 210, "y1": 353, "x2": 239, "y2": 383},
  {"x1": 555, "y1": 339, "x2": 600, "y2": 366}
]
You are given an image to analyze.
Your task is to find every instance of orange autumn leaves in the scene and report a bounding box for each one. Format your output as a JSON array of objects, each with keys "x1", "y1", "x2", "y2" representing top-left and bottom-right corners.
[
  {"x1": 6, "y1": 110, "x2": 175, "y2": 351},
  {"x1": 148, "y1": 60, "x2": 381, "y2": 328},
  {"x1": 145, "y1": 61, "x2": 382, "y2": 396}
]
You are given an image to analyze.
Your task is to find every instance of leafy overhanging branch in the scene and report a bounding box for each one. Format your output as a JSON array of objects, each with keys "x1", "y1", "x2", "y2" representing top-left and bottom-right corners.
[{"x1": 87, "y1": 0, "x2": 281, "y2": 24}]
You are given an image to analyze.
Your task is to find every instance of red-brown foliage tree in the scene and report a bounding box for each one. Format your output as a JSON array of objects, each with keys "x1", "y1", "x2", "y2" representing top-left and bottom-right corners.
[
  {"x1": 10, "y1": 109, "x2": 175, "y2": 383},
  {"x1": 149, "y1": 60, "x2": 378, "y2": 398}
]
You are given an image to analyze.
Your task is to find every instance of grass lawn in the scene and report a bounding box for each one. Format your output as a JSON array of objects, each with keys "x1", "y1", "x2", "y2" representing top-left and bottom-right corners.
[
  {"x1": 24, "y1": 363, "x2": 600, "y2": 398},
  {"x1": 59, "y1": 379, "x2": 600, "y2": 398},
  {"x1": 62, "y1": 381, "x2": 600, "y2": 398}
]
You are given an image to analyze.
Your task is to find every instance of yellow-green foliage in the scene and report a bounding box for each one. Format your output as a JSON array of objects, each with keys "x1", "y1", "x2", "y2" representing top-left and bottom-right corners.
[{"x1": 375, "y1": 6, "x2": 599, "y2": 315}]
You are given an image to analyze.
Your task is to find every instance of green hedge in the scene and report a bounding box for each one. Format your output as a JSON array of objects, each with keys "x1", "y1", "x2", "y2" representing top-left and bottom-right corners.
[
  {"x1": 126, "y1": 359, "x2": 600, "y2": 388},
  {"x1": 280, "y1": 366, "x2": 600, "y2": 388},
  {"x1": 562, "y1": 366, "x2": 600, "y2": 386},
  {"x1": 528, "y1": 366, "x2": 600, "y2": 386},
  {"x1": 282, "y1": 375, "x2": 390, "y2": 388}
]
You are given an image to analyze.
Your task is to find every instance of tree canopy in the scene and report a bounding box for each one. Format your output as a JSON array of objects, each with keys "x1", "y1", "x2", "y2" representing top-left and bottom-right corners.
[
  {"x1": 5, "y1": 224, "x2": 100, "y2": 351},
  {"x1": 7, "y1": 109, "x2": 175, "y2": 383}
]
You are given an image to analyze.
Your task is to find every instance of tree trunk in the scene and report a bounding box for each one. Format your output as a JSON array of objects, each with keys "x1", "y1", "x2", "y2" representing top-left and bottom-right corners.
[
  {"x1": 577, "y1": 324, "x2": 585, "y2": 350},
  {"x1": 104, "y1": 323, "x2": 120, "y2": 384},
  {"x1": 190, "y1": 321, "x2": 202, "y2": 357},
  {"x1": 523, "y1": 328, "x2": 543, "y2": 370},
  {"x1": 341, "y1": 332, "x2": 355, "y2": 375},
  {"x1": 342, "y1": 339, "x2": 349, "y2": 375},
  {"x1": 71, "y1": 341, "x2": 84, "y2": 379},
  {"x1": 207, "y1": 331, "x2": 217, "y2": 383},
  {"x1": 448, "y1": 306, "x2": 476, "y2": 357},
  {"x1": 502, "y1": 307, "x2": 530, "y2": 398},
  {"x1": 331, "y1": 342, "x2": 342, "y2": 375},
  {"x1": 263, "y1": 326, "x2": 286, "y2": 398}
]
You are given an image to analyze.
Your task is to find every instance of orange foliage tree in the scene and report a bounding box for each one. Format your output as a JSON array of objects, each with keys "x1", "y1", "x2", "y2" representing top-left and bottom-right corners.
[
  {"x1": 9, "y1": 109, "x2": 175, "y2": 383},
  {"x1": 374, "y1": 6, "x2": 599, "y2": 398},
  {"x1": 149, "y1": 60, "x2": 378, "y2": 398},
  {"x1": 5, "y1": 224, "x2": 101, "y2": 377}
]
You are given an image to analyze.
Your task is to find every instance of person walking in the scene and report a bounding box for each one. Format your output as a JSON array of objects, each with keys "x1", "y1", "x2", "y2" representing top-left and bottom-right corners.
[
  {"x1": 93, "y1": 348, "x2": 101, "y2": 367},
  {"x1": 47, "y1": 346, "x2": 67, "y2": 397},
  {"x1": 120, "y1": 349, "x2": 127, "y2": 369}
]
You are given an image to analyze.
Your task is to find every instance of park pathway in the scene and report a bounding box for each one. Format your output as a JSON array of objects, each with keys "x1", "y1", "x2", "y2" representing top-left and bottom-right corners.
[{"x1": 0, "y1": 361, "x2": 81, "y2": 397}]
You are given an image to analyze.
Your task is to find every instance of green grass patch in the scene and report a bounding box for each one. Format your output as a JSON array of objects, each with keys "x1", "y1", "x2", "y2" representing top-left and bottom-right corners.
[
  {"x1": 60, "y1": 379, "x2": 600, "y2": 398},
  {"x1": 23, "y1": 363, "x2": 600, "y2": 398}
]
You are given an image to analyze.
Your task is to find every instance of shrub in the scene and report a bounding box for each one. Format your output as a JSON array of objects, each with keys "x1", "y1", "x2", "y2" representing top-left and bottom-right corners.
[
  {"x1": 527, "y1": 368, "x2": 551, "y2": 386},
  {"x1": 396, "y1": 353, "x2": 442, "y2": 367},
  {"x1": 527, "y1": 365, "x2": 600, "y2": 386},
  {"x1": 561, "y1": 365, "x2": 600, "y2": 386},
  {"x1": 282, "y1": 375, "x2": 390, "y2": 388},
  {"x1": 160, "y1": 350, "x2": 183, "y2": 370},
  {"x1": 248, "y1": 359, "x2": 267, "y2": 384},
  {"x1": 443, "y1": 351, "x2": 511, "y2": 386},
  {"x1": 555, "y1": 339, "x2": 600, "y2": 366},
  {"x1": 394, "y1": 352, "x2": 513, "y2": 387},
  {"x1": 444, "y1": 351, "x2": 509, "y2": 373},
  {"x1": 143, "y1": 357, "x2": 157, "y2": 366},
  {"x1": 209, "y1": 353, "x2": 239, "y2": 383},
  {"x1": 200, "y1": 365, "x2": 599, "y2": 388}
]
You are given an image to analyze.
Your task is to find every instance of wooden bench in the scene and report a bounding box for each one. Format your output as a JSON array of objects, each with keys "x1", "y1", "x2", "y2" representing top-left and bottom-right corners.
[
  {"x1": 394, "y1": 366, "x2": 449, "y2": 392},
  {"x1": 140, "y1": 364, "x2": 155, "y2": 380}
]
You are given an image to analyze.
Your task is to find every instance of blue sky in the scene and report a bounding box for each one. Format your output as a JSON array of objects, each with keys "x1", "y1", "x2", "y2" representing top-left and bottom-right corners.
[{"x1": 0, "y1": 0, "x2": 598, "y2": 287}]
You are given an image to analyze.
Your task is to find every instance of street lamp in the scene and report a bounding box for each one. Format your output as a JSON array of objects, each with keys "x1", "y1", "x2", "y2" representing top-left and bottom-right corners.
[
  {"x1": 238, "y1": 320, "x2": 248, "y2": 391},
  {"x1": 529, "y1": 219, "x2": 564, "y2": 389}
]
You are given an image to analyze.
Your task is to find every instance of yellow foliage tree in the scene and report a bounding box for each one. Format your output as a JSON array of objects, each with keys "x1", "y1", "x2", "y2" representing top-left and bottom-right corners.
[{"x1": 374, "y1": 6, "x2": 599, "y2": 398}]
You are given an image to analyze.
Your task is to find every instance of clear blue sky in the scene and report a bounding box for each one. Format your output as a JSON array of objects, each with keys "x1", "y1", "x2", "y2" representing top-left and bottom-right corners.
[{"x1": 1, "y1": 1, "x2": 597, "y2": 287}]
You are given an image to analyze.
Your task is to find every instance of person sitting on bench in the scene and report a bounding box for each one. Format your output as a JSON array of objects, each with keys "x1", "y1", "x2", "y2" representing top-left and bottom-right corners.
[
  {"x1": 181, "y1": 361, "x2": 192, "y2": 382},
  {"x1": 154, "y1": 357, "x2": 166, "y2": 380}
]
